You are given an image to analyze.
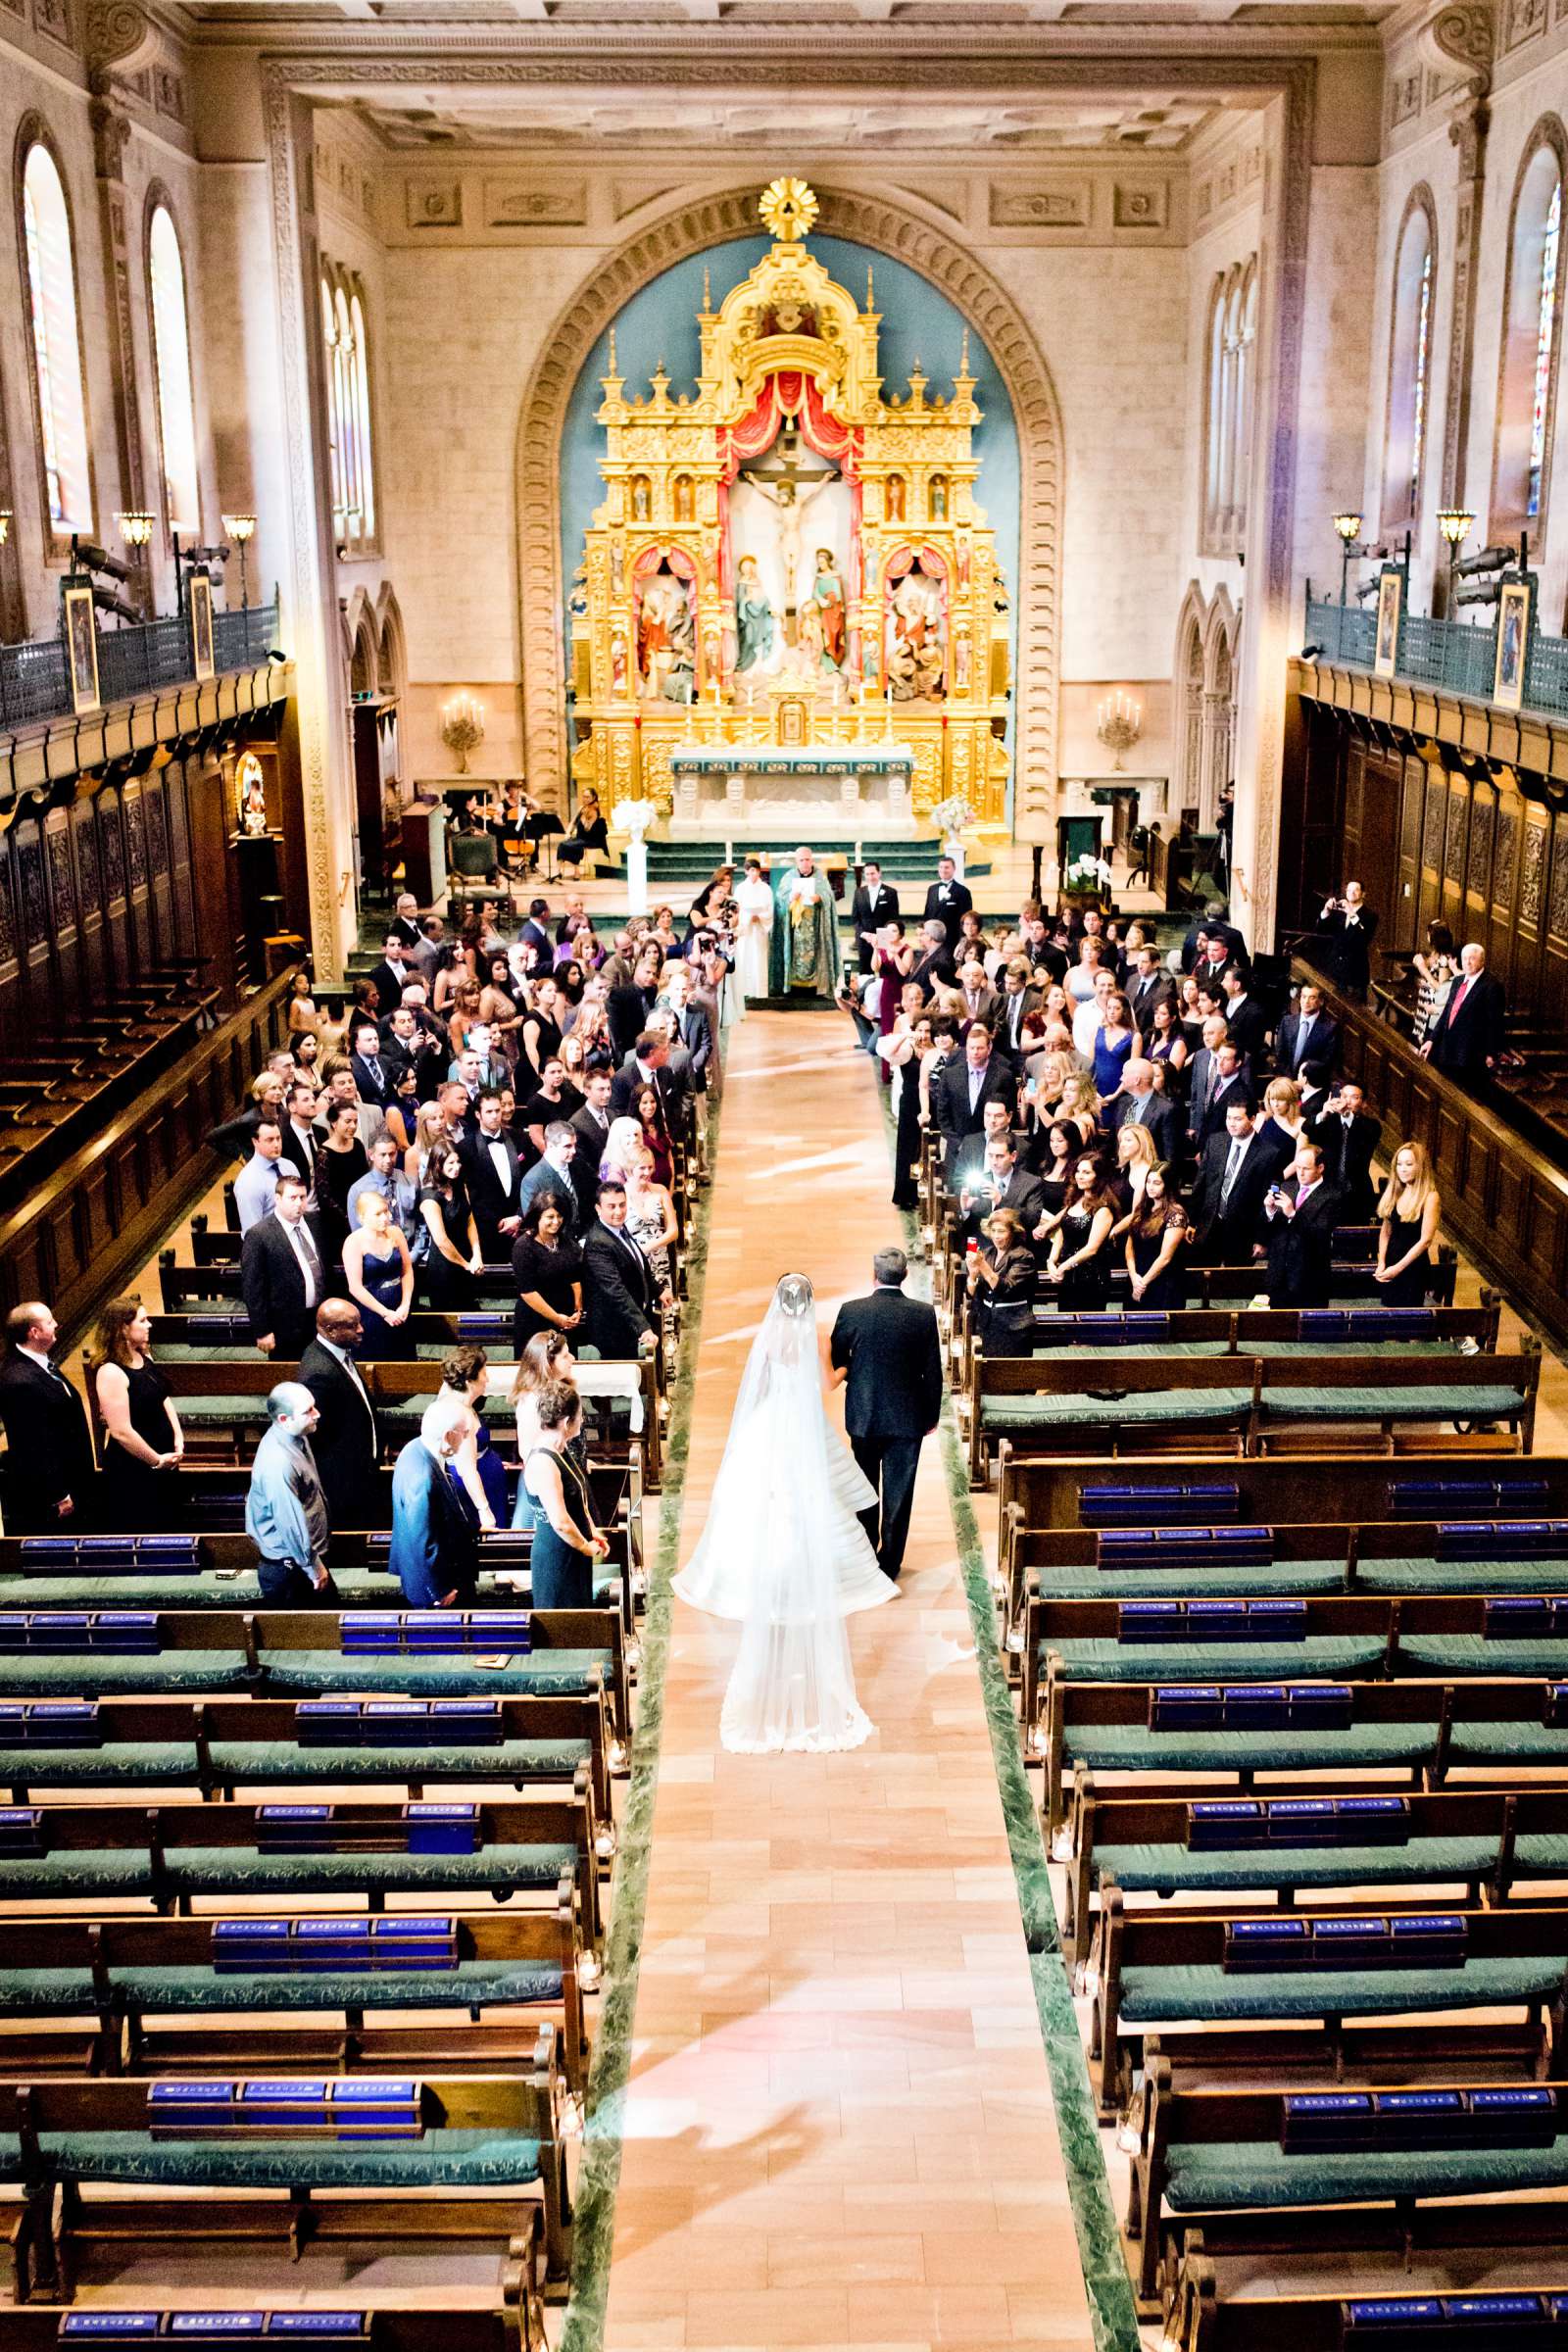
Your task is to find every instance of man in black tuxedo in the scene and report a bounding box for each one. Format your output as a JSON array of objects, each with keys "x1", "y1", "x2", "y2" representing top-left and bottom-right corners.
[
  {"x1": 366, "y1": 935, "x2": 413, "y2": 1023},
  {"x1": 956, "y1": 1137, "x2": 1045, "y2": 1245},
  {"x1": 461, "y1": 1090, "x2": 524, "y2": 1261},
  {"x1": 298, "y1": 1300, "x2": 379, "y2": 1533},
  {"x1": 582, "y1": 1182, "x2": 660, "y2": 1359},
  {"x1": 923, "y1": 857, "x2": 973, "y2": 949},
  {"x1": 240, "y1": 1173, "x2": 327, "y2": 1359},
  {"x1": 996, "y1": 959, "x2": 1043, "y2": 1059},
  {"x1": 1218, "y1": 966, "x2": 1268, "y2": 1075},
  {"x1": 349, "y1": 1020, "x2": 396, "y2": 1110},
  {"x1": 829, "y1": 1248, "x2": 943, "y2": 1582},
  {"x1": 1262, "y1": 1142, "x2": 1343, "y2": 1308},
  {"x1": 1275, "y1": 983, "x2": 1339, "y2": 1080},
  {"x1": 851, "y1": 862, "x2": 901, "y2": 975},
  {"x1": 1191, "y1": 1102, "x2": 1272, "y2": 1266},
  {"x1": 1317, "y1": 882, "x2": 1378, "y2": 999},
  {"x1": 568, "y1": 1072, "x2": 614, "y2": 1228},
  {"x1": 1107, "y1": 1059, "x2": 1180, "y2": 1162},
  {"x1": 1306, "y1": 1079, "x2": 1381, "y2": 1222},
  {"x1": 282, "y1": 1081, "x2": 322, "y2": 1197},
  {"x1": 1423, "y1": 942, "x2": 1506, "y2": 1091},
  {"x1": 930, "y1": 1023, "x2": 1016, "y2": 1177},
  {"x1": 0, "y1": 1300, "x2": 97, "y2": 1532}
]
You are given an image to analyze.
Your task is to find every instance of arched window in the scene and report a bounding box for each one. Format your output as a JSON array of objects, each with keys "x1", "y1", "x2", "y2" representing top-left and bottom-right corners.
[
  {"x1": 319, "y1": 263, "x2": 376, "y2": 554},
  {"x1": 1494, "y1": 125, "x2": 1568, "y2": 537},
  {"x1": 1202, "y1": 258, "x2": 1256, "y2": 554},
  {"x1": 1382, "y1": 194, "x2": 1436, "y2": 530},
  {"x1": 18, "y1": 134, "x2": 92, "y2": 538},
  {"x1": 146, "y1": 201, "x2": 200, "y2": 534}
]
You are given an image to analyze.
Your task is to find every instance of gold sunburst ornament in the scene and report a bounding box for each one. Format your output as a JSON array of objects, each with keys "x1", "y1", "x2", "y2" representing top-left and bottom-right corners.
[{"x1": 759, "y1": 177, "x2": 818, "y2": 243}]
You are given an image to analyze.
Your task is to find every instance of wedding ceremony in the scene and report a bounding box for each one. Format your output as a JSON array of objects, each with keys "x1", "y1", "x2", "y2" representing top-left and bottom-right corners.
[{"x1": 8, "y1": 3, "x2": 1568, "y2": 2348}]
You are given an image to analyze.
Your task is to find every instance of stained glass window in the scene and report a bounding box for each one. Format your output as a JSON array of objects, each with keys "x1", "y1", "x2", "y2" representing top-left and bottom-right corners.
[
  {"x1": 1409, "y1": 246, "x2": 1433, "y2": 514},
  {"x1": 148, "y1": 204, "x2": 200, "y2": 533}
]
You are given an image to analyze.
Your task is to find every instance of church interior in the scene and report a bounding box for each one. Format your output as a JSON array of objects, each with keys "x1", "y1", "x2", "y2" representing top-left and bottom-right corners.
[{"x1": 9, "y1": 0, "x2": 1568, "y2": 2347}]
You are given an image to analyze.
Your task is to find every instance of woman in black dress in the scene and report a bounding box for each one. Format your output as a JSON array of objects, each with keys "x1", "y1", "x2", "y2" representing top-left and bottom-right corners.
[
  {"x1": 90, "y1": 1296, "x2": 183, "y2": 1529},
  {"x1": 967, "y1": 1207, "x2": 1039, "y2": 1357},
  {"x1": 511, "y1": 1191, "x2": 585, "y2": 1354},
  {"x1": 520, "y1": 1382, "x2": 610, "y2": 1610},
  {"x1": 1045, "y1": 1156, "x2": 1116, "y2": 1311},
  {"x1": 418, "y1": 1148, "x2": 482, "y2": 1310},
  {"x1": 519, "y1": 976, "x2": 564, "y2": 1086},
  {"x1": 1123, "y1": 1168, "x2": 1193, "y2": 1308},
  {"x1": 884, "y1": 1005, "x2": 932, "y2": 1211},
  {"x1": 316, "y1": 1099, "x2": 367, "y2": 1271},
  {"x1": 557, "y1": 794, "x2": 609, "y2": 875},
  {"x1": 1375, "y1": 1140, "x2": 1442, "y2": 1304},
  {"x1": 1026, "y1": 1120, "x2": 1078, "y2": 1249}
]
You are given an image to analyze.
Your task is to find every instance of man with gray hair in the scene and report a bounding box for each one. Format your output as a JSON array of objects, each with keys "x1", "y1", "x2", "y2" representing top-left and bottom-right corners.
[
  {"x1": 244, "y1": 1382, "x2": 335, "y2": 1605},
  {"x1": 388, "y1": 1391, "x2": 481, "y2": 1608}
]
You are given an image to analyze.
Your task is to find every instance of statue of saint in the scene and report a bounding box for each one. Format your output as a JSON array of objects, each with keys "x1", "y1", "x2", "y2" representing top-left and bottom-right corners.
[
  {"x1": 769, "y1": 846, "x2": 839, "y2": 996},
  {"x1": 735, "y1": 555, "x2": 775, "y2": 673},
  {"x1": 810, "y1": 548, "x2": 846, "y2": 670},
  {"x1": 887, "y1": 566, "x2": 946, "y2": 702}
]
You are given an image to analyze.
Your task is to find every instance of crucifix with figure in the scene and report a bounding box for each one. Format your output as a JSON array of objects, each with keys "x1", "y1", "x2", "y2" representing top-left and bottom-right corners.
[{"x1": 738, "y1": 422, "x2": 839, "y2": 628}]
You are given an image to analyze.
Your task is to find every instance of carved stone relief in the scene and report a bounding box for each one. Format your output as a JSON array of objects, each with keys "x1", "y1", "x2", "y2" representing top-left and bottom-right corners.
[
  {"x1": 1494, "y1": 803, "x2": 1518, "y2": 906},
  {"x1": 1446, "y1": 787, "x2": 1469, "y2": 883},
  {"x1": 1424, "y1": 778, "x2": 1446, "y2": 868},
  {"x1": 1550, "y1": 832, "x2": 1568, "y2": 936},
  {"x1": 1521, "y1": 815, "x2": 1546, "y2": 924},
  {"x1": 1470, "y1": 794, "x2": 1494, "y2": 900},
  {"x1": 988, "y1": 184, "x2": 1088, "y2": 229},
  {"x1": 486, "y1": 179, "x2": 587, "y2": 229}
]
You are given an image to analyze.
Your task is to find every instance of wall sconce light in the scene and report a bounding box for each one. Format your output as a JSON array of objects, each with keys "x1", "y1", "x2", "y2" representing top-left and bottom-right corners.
[
  {"x1": 0, "y1": 512, "x2": 11, "y2": 548},
  {"x1": 222, "y1": 514, "x2": 257, "y2": 611},
  {"x1": 1437, "y1": 508, "x2": 1474, "y2": 608},
  {"x1": 116, "y1": 511, "x2": 155, "y2": 551},
  {"x1": 1332, "y1": 511, "x2": 1364, "y2": 606}
]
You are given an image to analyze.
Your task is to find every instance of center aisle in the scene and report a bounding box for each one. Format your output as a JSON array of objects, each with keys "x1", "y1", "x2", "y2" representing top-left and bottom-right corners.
[{"x1": 602, "y1": 1008, "x2": 1093, "y2": 2351}]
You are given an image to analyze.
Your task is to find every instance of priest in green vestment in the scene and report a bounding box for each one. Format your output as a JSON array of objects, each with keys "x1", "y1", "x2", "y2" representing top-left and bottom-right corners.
[{"x1": 769, "y1": 847, "x2": 840, "y2": 995}]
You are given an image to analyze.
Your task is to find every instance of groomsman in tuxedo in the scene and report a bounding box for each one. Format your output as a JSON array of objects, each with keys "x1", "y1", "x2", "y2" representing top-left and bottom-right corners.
[
  {"x1": 829, "y1": 1248, "x2": 943, "y2": 1582},
  {"x1": 461, "y1": 1090, "x2": 524, "y2": 1261},
  {"x1": 1275, "y1": 983, "x2": 1339, "y2": 1080},
  {"x1": 298, "y1": 1300, "x2": 379, "y2": 1534},
  {"x1": 1307, "y1": 1079, "x2": 1381, "y2": 1222},
  {"x1": 582, "y1": 1182, "x2": 660, "y2": 1358},
  {"x1": 240, "y1": 1173, "x2": 327, "y2": 1359},
  {"x1": 851, "y1": 862, "x2": 900, "y2": 975},
  {"x1": 1263, "y1": 1142, "x2": 1343, "y2": 1308},
  {"x1": 923, "y1": 857, "x2": 973, "y2": 949},
  {"x1": 0, "y1": 1300, "x2": 97, "y2": 1531}
]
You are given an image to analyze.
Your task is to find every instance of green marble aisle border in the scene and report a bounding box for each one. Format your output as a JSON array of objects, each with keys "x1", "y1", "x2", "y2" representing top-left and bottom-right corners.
[
  {"x1": 881, "y1": 1089, "x2": 1143, "y2": 2352},
  {"x1": 557, "y1": 1094, "x2": 720, "y2": 2352}
]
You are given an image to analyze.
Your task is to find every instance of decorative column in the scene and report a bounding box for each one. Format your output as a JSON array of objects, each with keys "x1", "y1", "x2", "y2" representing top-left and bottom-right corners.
[
  {"x1": 85, "y1": 5, "x2": 159, "y2": 612},
  {"x1": 1425, "y1": 5, "x2": 1495, "y2": 530},
  {"x1": 261, "y1": 72, "x2": 359, "y2": 981}
]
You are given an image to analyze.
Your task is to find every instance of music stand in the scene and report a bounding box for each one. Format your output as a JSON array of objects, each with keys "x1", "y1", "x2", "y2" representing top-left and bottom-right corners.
[{"x1": 525, "y1": 809, "x2": 564, "y2": 880}]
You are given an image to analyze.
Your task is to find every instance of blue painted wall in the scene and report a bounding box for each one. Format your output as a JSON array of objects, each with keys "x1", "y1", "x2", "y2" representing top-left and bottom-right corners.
[{"x1": 560, "y1": 233, "x2": 1019, "y2": 755}]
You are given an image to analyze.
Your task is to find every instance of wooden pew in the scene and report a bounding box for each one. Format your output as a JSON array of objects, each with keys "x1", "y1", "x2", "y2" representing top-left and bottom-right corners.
[
  {"x1": 0, "y1": 2267, "x2": 550, "y2": 2352},
  {"x1": 1167, "y1": 2240, "x2": 1568, "y2": 2352}
]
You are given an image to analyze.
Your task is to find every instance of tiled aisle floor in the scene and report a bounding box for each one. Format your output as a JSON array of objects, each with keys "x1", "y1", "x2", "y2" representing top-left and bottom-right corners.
[{"x1": 602, "y1": 1008, "x2": 1093, "y2": 2352}]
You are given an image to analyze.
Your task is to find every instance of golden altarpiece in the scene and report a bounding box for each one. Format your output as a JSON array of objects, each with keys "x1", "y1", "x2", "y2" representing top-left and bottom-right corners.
[{"x1": 567, "y1": 180, "x2": 1011, "y2": 837}]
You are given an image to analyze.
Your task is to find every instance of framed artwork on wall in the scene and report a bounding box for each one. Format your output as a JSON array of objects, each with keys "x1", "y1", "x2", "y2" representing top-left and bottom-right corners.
[
  {"x1": 63, "y1": 583, "x2": 100, "y2": 715},
  {"x1": 1494, "y1": 579, "x2": 1531, "y2": 711},
  {"x1": 189, "y1": 572, "x2": 215, "y2": 682},
  {"x1": 1373, "y1": 567, "x2": 1402, "y2": 679}
]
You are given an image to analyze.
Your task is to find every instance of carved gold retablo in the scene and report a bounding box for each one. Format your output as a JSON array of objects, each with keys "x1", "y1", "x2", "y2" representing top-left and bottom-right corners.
[{"x1": 759, "y1": 177, "x2": 819, "y2": 244}]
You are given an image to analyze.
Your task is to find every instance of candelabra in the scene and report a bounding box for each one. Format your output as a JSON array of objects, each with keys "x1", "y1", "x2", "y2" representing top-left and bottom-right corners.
[
  {"x1": 1096, "y1": 690, "x2": 1143, "y2": 771},
  {"x1": 1333, "y1": 510, "x2": 1363, "y2": 605},
  {"x1": 441, "y1": 693, "x2": 485, "y2": 775},
  {"x1": 222, "y1": 514, "x2": 257, "y2": 611},
  {"x1": 1437, "y1": 508, "x2": 1474, "y2": 612}
]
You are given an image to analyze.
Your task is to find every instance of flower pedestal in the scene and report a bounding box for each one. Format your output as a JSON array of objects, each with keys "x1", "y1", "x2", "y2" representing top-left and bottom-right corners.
[{"x1": 612, "y1": 799, "x2": 656, "y2": 917}]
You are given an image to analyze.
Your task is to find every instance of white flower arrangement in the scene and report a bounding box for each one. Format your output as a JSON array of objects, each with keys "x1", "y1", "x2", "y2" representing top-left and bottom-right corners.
[
  {"x1": 1064, "y1": 855, "x2": 1111, "y2": 892},
  {"x1": 930, "y1": 794, "x2": 977, "y2": 837},
  {"x1": 610, "y1": 799, "x2": 656, "y2": 836}
]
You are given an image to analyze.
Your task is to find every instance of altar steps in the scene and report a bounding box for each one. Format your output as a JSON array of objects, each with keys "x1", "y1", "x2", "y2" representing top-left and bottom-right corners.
[{"x1": 644, "y1": 838, "x2": 990, "y2": 884}]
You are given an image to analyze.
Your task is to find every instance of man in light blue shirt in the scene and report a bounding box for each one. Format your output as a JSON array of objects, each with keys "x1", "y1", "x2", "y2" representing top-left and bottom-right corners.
[
  {"x1": 233, "y1": 1121, "x2": 300, "y2": 1235},
  {"x1": 346, "y1": 1132, "x2": 418, "y2": 1244},
  {"x1": 244, "y1": 1382, "x2": 335, "y2": 1605}
]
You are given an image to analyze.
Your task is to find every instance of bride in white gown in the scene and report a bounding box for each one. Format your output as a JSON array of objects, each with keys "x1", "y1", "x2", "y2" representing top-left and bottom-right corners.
[{"x1": 673, "y1": 1271, "x2": 896, "y2": 1752}]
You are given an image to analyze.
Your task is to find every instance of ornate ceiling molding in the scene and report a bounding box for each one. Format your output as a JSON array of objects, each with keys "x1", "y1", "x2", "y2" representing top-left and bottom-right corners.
[
  {"x1": 1419, "y1": 0, "x2": 1495, "y2": 96},
  {"x1": 85, "y1": 2, "x2": 159, "y2": 90},
  {"x1": 512, "y1": 181, "x2": 1065, "y2": 834}
]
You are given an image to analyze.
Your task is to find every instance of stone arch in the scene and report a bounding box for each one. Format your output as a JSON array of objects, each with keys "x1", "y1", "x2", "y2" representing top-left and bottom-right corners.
[
  {"x1": 514, "y1": 183, "x2": 1063, "y2": 832},
  {"x1": 1200, "y1": 586, "x2": 1241, "y2": 828},
  {"x1": 1173, "y1": 581, "x2": 1207, "y2": 823},
  {"x1": 344, "y1": 586, "x2": 378, "y2": 700},
  {"x1": 374, "y1": 584, "x2": 407, "y2": 701}
]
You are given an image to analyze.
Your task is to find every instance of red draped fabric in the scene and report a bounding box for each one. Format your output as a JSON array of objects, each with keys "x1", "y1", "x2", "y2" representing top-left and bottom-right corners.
[{"x1": 716, "y1": 372, "x2": 864, "y2": 680}]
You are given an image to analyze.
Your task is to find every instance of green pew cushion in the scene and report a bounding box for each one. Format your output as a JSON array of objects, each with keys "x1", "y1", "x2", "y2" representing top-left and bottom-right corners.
[
  {"x1": 113, "y1": 1960, "x2": 564, "y2": 2012},
  {"x1": 1163, "y1": 2132, "x2": 1568, "y2": 2213},
  {"x1": 1042, "y1": 1637, "x2": 1388, "y2": 1684},
  {"x1": 261, "y1": 1650, "x2": 605, "y2": 1699},
  {"x1": 0, "y1": 1970, "x2": 99, "y2": 2014},
  {"x1": 1094, "y1": 1833, "x2": 1498, "y2": 1897},
  {"x1": 0, "y1": 1852, "x2": 156, "y2": 1898},
  {"x1": 208, "y1": 1738, "x2": 590, "y2": 1786},
  {"x1": 1449, "y1": 1722, "x2": 1568, "y2": 1765},
  {"x1": 0, "y1": 1744, "x2": 197, "y2": 1786},
  {"x1": 1064, "y1": 1727, "x2": 1434, "y2": 1775},
  {"x1": 983, "y1": 1389, "x2": 1253, "y2": 1431},
  {"x1": 1047, "y1": 1560, "x2": 1348, "y2": 1600},
  {"x1": 1402, "y1": 1636, "x2": 1568, "y2": 1677},
  {"x1": 1364, "y1": 1557, "x2": 1568, "y2": 1593},
  {"x1": 1265, "y1": 1384, "x2": 1527, "y2": 1423},
  {"x1": 0, "y1": 1654, "x2": 248, "y2": 1694},
  {"x1": 162, "y1": 1843, "x2": 578, "y2": 1897},
  {"x1": 33, "y1": 2127, "x2": 543, "y2": 2189},
  {"x1": 1119, "y1": 1952, "x2": 1565, "y2": 2026}
]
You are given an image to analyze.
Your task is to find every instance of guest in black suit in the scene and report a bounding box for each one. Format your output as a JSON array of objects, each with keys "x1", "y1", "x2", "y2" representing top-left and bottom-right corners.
[
  {"x1": 1106, "y1": 1059, "x2": 1180, "y2": 1163},
  {"x1": 956, "y1": 1138, "x2": 1045, "y2": 1244},
  {"x1": 1218, "y1": 967, "x2": 1268, "y2": 1074},
  {"x1": 930, "y1": 1024, "x2": 1017, "y2": 1177},
  {"x1": 298, "y1": 1300, "x2": 379, "y2": 1534},
  {"x1": 240, "y1": 1173, "x2": 327, "y2": 1358},
  {"x1": 366, "y1": 937, "x2": 414, "y2": 1023},
  {"x1": 1262, "y1": 1143, "x2": 1343, "y2": 1307},
  {"x1": 1275, "y1": 984, "x2": 1339, "y2": 1080},
  {"x1": 923, "y1": 858, "x2": 973, "y2": 949},
  {"x1": 1422, "y1": 943, "x2": 1506, "y2": 1091},
  {"x1": 1190, "y1": 1102, "x2": 1272, "y2": 1266},
  {"x1": 348, "y1": 1021, "x2": 396, "y2": 1109},
  {"x1": 907, "y1": 920, "x2": 956, "y2": 1000},
  {"x1": 1193, "y1": 1043, "x2": 1255, "y2": 1152},
  {"x1": 851, "y1": 863, "x2": 901, "y2": 975},
  {"x1": 581, "y1": 1182, "x2": 660, "y2": 1358},
  {"x1": 568, "y1": 1072, "x2": 614, "y2": 1228},
  {"x1": 1318, "y1": 883, "x2": 1378, "y2": 998},
  {"x1": 0, "y1": 1300, "x2": 97, "y2": 1532},
  {"x1": 282, "y1": 1081, "x2": 322, "y2": 1196},
  {"x1": 611, "y1": 1034, "x2": 685, "y2": 1138},
  {"x1": 829, "y1": 1248, "x2": 943, "y2": 1582},
  {"x1": 460, "y1": 1090, "x2": 524, "y2": 1260},
  {"x1": 1307, "y1": 1079, "x2": 1381, "y2": 1222}
]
